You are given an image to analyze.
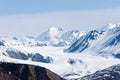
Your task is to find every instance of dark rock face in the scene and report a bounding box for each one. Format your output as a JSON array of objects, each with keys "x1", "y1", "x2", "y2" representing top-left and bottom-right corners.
[
  {"x1": 6, "y1": 50, "x2": 29, "y2": 60},
  {"x1": 0, "y1": 62, "x2": 63, "y2": 80},
  {"x1": 4, "y1": 49, "x2": 53, "y2": 63},
  {"x1": 32, "y1": 53, "x2": 53, "y2": 63},
  {"x1": 0, "y1": 41, "x2": 5, "y2": 46},
  {"x1": 114, "y1": 53, "x2": 120, "y2": 58},
  {"x1": 103, "y1": 32, "x2": 120, "y2": 47},
  {"x1": 64, "y1": 30, "x2": 101, "y2": 53},
  {"x1": 80, "y1": 64, "x2": 120, "y2": 80}
]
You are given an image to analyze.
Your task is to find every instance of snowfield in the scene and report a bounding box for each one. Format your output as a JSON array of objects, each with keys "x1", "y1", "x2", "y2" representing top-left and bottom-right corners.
[
  {"x1": 0, "y1": 46, "x2": 120, "y2": 79},
  {"x1": 1, "y1": 24, "x2": 120, "y2": 79}
]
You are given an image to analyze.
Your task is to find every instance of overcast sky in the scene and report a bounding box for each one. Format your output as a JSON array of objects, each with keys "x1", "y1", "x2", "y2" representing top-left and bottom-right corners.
[{"x1": 0, "y1": 0, "x2": 120, "y2": 38}]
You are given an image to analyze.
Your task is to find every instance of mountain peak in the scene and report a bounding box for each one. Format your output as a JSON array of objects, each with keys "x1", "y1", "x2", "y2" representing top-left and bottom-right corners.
[
  {"x1": 48, "y1": 27, "x2": 63, "y2": 38},
  {"x1": 49, "y1": 27, "x2": 63, "y2": 31},
  {"x1": 36, "y1": 27, "x2": 82, "y2": 46},
  {"x1": 107, "y1": 23, "x2": 117, "y2": 29},
  {"x1": 99, "y1": 23, "x2": 117, "y2": 31}
]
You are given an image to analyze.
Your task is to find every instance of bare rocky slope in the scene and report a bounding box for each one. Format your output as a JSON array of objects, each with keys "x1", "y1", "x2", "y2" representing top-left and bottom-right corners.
[
  {"x1": 80, "y1": 64, "x2": 120, "y2": 80},
  {"x1": 0, "y1": 62, "x2": 64, "y2": 80}
]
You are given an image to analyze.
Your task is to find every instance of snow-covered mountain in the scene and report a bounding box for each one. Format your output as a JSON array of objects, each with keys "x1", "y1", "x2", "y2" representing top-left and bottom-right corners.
[
  {"x1": 80, "y1": 64, "x2": 120, "y2": 80},
  {"x1": 36, "y1": 27, "x2": 83, "y2": 46},
  {"x1": 0, "y1": 35, "x2": 18, "y2": 41},
  {"x1": 64, "y1": 30, "x2": 103, "y2": 53},
  {"x1": 99, "y1": 23, "x2": 118, "y2": 31},
  {"x1": 65, "y1": 23, "x2": 120, "y2": 58},
  {"x1": 36, "y1": 27, "x2": 64, "y2": 46},
  {"x1": 0, "y1": 27, "x2": 83, "y2": 47},
  {"x1": 0, "y1": 24, "x2": 120, "y2": 79},
  {"x1": 0, "y1": 45, "x2": 53, "y2": 63},
  {"x1": 61, "y1": 30, "x2": 83, "y2": 46},
  {"x1": 0, "y1": 35, "x2": 47, "y2": 47},
  {"x1": 23, "y1": 36, "x2": 35, "y2": 42},
  {"x1": 0, "y1": 35, "x2": 22, "y2": 47},
  {"x1": 0, "y1": 45, "x2": 120, "y2": 79}
]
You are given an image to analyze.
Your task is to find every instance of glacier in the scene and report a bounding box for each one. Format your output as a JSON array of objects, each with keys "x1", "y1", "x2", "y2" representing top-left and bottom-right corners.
[{"x1": 0, "y1": 24, "x2": 120, "y2": 79}]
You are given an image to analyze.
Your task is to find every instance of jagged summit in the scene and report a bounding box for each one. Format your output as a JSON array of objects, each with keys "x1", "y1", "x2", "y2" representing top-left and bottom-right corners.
[
  {"x1": 64, "y1": 30, "x2": 102, "y2": 53},
  {"x1": 48, "y1": 27, "x2": 63, "y2": 38},
  {"x1": 64, "y1": 23, "x2": 120, "y2": 54},
  {"x1": 80, "y1": 64, "x2": 120, "y2": 80},
  {"x1": 36, "y1": 27, "x2": 83, "y2": 46},
  {"x1": 0, "y1": 23, "x2": 120, "y2": 79},
  {"x1": 106, "y1": 23, "x2": 117, "y2": 29},
  {"x1": 99, "y1": 23, "x2": 120, "y2": 31},
  {"x1": 0, "y1": 35, "x2": 18, "y2": 41}
]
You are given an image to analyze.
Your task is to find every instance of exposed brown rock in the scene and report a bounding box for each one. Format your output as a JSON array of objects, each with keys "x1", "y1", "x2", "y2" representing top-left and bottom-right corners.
[{"x1": 0, "y1": 62, "x2": 64, "y2": 80}]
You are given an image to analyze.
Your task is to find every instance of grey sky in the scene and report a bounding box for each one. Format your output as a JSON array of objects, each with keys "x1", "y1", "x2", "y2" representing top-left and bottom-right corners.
[{"x1": 0, "y1": 8, "x2": 120, "y2": 38}]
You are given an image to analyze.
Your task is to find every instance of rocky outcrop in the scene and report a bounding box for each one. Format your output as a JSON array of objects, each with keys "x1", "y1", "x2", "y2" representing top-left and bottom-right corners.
[
  {"x1": 64, "y1": 30, "x2": 101, "y2": 53},
  {"x1": 0, "y1": 62, "x2": 63, "y2": 80},
  {"x1": 31, "y1": 53, "x2": 53, "y2": 63},
  {"x1": 6, "y1": 50, "x2": 29, "y2": 60},
  {"x1": 4, "y1": 48, "x2": 53, "y2": 63},
  {"x1": 80, "y1": 64, "x2": 120, "y2": 80},
  {"x1": 0, "y1": 41, "x2": 5, "y2": 46}
]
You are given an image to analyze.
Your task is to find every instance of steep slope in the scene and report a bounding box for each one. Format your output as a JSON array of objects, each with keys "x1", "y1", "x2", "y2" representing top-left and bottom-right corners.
[
  {"x1": 90, "y1": 24, "x2": 120, "y2": 57},
  {"x1": 60, "y1": 30, "x2": 83, "y2": 46},
  {"x1": 36, "y1": 27, "x2": 63, "y2": 46},
  {"x1": 23, "y1": 36, "x2": 35, "y2": 42},
  {"x1": 0, "y1": 46, "x2": 53, "y2": 63},
  {"x1": 99, "y1": 23, "x2": 117, "y2": 31},
  {"x1": 36, "y1": 27, "x2": 83, "y2": 46},
  {"x1": 0, "y1": 44, "x2": 120, "y2": 79},
  {"x1": 64, "y1": 30, "x2": 102, "y2": 52},
  {"x1": 0, "y1": 41, "x2": 5, "y2": 46},
  {"x1": 0, "y1": 35, "x2": 19, "y2": 46},
  {"x1": 97, "y1": 31, "x2": 120, "y2": 56},
  {"x1": 80, "y1": 64, "x2": 120, "y2": 80},
  {"x1": 0, "y1": 62, "x2": 63, "y2": 80},
  {"x1": 0, "y1": 24, "x2": 120, "y2": 79},
  {"x1": 0, "y1": 27, "x2": 83, "y2": 47},
  {"x1": 0, "y1": 35, "x2": 18, "y2": 41},
  {"x1": 64, "y1": 24, "x2": 120, "y2": 56}
]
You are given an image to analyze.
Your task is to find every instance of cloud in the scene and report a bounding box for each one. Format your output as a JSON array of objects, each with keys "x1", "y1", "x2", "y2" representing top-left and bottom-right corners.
[{"x1": 0, "y1": 8, "x2": 120, "y2": 38}]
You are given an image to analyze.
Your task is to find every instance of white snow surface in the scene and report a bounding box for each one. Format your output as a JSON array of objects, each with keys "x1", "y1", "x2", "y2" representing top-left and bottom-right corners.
[
  {"x1": 48, "y1": 27, "x2": 62, "y2": 38},
  {"x1": 0, "y1": 24, "x2": 120, "y2": 79},
  {"x1": 36, "y1": 27, "x2": 83, "y2": 46},
  {"x1": 0, "y1": 46, "x2": 120, "y2": 79}
]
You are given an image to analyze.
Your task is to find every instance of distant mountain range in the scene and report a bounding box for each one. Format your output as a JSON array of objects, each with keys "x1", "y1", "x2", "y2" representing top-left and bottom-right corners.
[
  {"x1": 0, "y1": 27, "x2": 84, "y2": 47},
  {"x1": 35, "y1": 27, "x2": 84, "y2": 46},
  {"x1": 0, "y1": 23, "x2": 120, "y2": 79},
  {"x1": 65, "y1": 23, "x2": 120, "y2": 58},
  {"x1": 80, "y1": 64, "x2": 120, "y2": 80}
]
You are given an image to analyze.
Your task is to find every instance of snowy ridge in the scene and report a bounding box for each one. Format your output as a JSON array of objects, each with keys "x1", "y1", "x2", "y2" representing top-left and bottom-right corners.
[
  {"x1": 0, "y1": 46, "x2": 120, "y2": 79},
  {"x1": 36, "y1": 27, "x2": 83, "y2": 46},
  {"x1": 80, "y1": 64, "x2": 120, "y2": 80},
  {"x1": 64, "y1": 30, "x2": 103, "y2": 53},
  {"x1": 65, "y1": 23, "x2": 120, "y2": 57},
  {"x1": 0, "y1": 46, "x2": 53, "y2": 63},
  {"x1": 0, "y1": 24, "x2": 120, "y2": 79},
  {"x1": 0, "y1": 27, "x2": 83, "y2": 47},
  {"x1": 99, "y1": 23, "x2": 117, "y2": 31}
]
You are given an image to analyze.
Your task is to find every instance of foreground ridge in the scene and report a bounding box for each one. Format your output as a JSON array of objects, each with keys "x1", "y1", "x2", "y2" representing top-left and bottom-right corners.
[
  {"x1": 80, "y1": 64, "x2": 120, "y2": 80},
  {"x1": 0, "y1": 62, "x2": 63, "y2": 80}
]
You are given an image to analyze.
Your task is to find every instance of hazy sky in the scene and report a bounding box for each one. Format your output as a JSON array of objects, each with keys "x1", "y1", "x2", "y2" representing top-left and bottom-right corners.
[{"x1": 0, "y1": 0, "x2": 120, "y2": 38}]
